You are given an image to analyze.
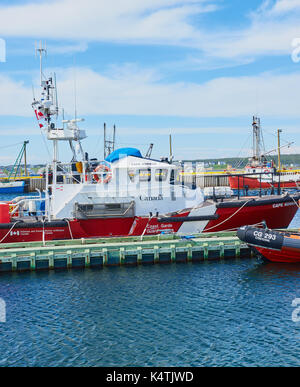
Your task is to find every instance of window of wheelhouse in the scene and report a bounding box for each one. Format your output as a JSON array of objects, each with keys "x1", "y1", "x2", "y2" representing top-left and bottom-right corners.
[
  {"x1": 170, "y1": 169, "x2": 175, "y2": 185},
  {"x1": 139, "y1": 168, "x2": 151, "y2": 182},
  {"x1": 128, "y1": 168, "x2": 135, "y2": 182},
  {"x1": 155, "y1": 169, "x2": 168, "y2": 182}
]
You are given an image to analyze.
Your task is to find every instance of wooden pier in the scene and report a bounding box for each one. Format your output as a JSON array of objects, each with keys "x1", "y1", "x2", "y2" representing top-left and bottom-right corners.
[
  {"x1": 0, "y1": 231, "x2": 253, "y2": 273},
  {"x1": 180, "y1": 172, "x2": 229, "y2": 188},
  {"x1": 27, "y1": 177, "x2": 46, "y2": 192}
]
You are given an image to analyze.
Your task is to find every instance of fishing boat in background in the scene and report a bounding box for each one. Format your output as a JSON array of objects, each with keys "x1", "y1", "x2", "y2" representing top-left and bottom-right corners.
[
  {"x1": 0, "y1": 141, "x2": 29, "y2": 194},
  {"x1": 0, "y1": 181, "x2": 25, "y2": 194},
  {"x1": 228, "y1": 117, "x2": 300, "y2": 190},
  {"x1": 0, "y1": 48, "x2": 299, "y2": 244},
  {"x1": 237, "y1": 225, "x2": 300, "y2": 263}
]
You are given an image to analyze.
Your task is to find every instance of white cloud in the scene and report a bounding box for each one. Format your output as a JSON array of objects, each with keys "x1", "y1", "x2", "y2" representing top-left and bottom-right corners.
[
  {"x1": 0, "y1": 0, "x2": 300, "y2": 65},
  {"x1": 0, "y1": 0, "x2": 215, "y2": 44},
  {"x1": 47, "y1": 42, "x2": 89, "y2": 55},
  {"x1": 0, "y1": 75, "x2": 32, "y2": 116},
  {"x1": 2, "y1": 65, "x2": 300, "y2": 120},
  {"x1": 268, "y1": 0, "x2": 300, "y2": 14},
  {"x1": 203, "y1": 0, "x2": 300, "y2": 60},
  {"x1": 56, "y1": 67, "x2": 300, "y2": 118}
]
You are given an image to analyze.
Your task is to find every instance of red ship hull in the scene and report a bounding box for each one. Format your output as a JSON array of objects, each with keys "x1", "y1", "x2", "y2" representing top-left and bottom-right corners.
[
  {"x1": 202, "y1": 199, "x2": 298, "y2": 232},
  {"x1": 0, "y1": 195, "x2": 298, "y2": 244},
  {"x1": 254, "y1": 246, "x2": 300, "y2": 263},
  {"x1": 228, "y1": 175, "x2": 299, "y2": 190}
]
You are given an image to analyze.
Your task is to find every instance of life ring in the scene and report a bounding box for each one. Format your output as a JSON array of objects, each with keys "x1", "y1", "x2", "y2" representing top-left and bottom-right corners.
[{"x1": 93, "y1": 164, "x2": 112, "y2": 184}]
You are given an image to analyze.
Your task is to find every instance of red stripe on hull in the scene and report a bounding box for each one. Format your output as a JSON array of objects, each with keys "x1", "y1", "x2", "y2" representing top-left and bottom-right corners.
[
  {"x1": 254, "y1": 246, "x2": 300, "y2": 263},
  {"x1": 228, "y1": 176, "x2": 299, "y2": 189},
  {"x1": 0, "y1": 213, "x2": 189, "y2": 244},
  {"x1": 204, "y1": 201, "x2": 298, "y2": 232}
]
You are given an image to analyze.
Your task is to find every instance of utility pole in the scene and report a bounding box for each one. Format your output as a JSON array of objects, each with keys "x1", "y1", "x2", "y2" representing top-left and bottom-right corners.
[
  {"x1": 277, "y1": 129, "x2": 282, "y2": 171},
  {"x1": 169, "y1": 134, "x2": 174, "y2": 163},
  {"x1": 252, "y1": 116, "x2": 262, "y2": 162}
]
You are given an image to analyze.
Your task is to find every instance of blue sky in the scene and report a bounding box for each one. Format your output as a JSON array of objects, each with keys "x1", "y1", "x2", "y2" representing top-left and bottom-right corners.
[{"x1": 1, "y1": 0, "x2": 300, "y2": 164}]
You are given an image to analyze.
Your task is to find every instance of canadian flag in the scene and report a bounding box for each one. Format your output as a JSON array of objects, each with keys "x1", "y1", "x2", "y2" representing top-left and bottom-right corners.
[{"x1": 34, "y1": 109, "x2": 44, "y2": 128}]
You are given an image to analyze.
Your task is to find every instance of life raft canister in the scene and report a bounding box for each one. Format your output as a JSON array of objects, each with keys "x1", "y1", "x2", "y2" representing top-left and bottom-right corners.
[
  {"x1": 93, "y1": 164, "x2": 112, "y2": 184},
  {"x1": 0, "y1": 203, "x2": 11, "y2": 223},
  {"x1": 8, "y1": 201, "x2": 19, "y2": 217}
]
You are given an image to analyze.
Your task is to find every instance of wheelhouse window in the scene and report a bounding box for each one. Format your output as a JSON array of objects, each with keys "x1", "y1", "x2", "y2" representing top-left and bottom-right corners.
[
  {"x1": 155, "y1": 169, "x2": 168, "y2": 182},
  {"x1": 170, "y1": 169, "x2": 175, "y2": 185},
  {"x1": 139, "y1": 168, "x2": 151, "y2": 182},
  {"x1": 128, "y1": 168, "x2": 135, "y2": 182}
]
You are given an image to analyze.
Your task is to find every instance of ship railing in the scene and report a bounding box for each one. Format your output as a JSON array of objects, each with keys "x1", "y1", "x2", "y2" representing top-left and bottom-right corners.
[
  {"x1": 45, "y1": 161, "x2": 113, "y2": 185},
  {"x1": 221, "y1": 171, "x2": 284, "y2": 200},
  {"x1": 10, "y1": 196, "x2": 46, "y2": 219},
  {"x1": 180, "y1": 168, "x2": 298, "y2": 199}
]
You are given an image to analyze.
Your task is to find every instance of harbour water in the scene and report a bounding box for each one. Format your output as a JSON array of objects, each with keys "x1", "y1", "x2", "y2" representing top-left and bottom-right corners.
[{"x1": 0, "y1": 195, "x2": 299, "y2": 366}]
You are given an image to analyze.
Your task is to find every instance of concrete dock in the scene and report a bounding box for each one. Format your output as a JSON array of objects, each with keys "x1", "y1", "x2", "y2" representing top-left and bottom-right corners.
[{"x1": 0, "y1": 231, "x2": 253, "y2": 273}]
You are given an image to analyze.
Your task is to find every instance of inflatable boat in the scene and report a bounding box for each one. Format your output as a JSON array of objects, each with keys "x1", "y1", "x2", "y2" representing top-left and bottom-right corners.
[{"x1": 237, "y1": 225, "x2": 300, "y2": 263}]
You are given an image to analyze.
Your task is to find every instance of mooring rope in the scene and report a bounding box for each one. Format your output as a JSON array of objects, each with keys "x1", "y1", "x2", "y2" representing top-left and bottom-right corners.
[
  {"x1": 140, "y1": 215, "x2": 154, "y2": 241},
  {"x1": 65, "y1": 219, "x2": 74, "y2": 240},
  {"x1": 290, "y1": 195, "x2": 300, "y2": 209},
  {"x1": 203, "y1": 198, "x2": 253, "y2": 233}
]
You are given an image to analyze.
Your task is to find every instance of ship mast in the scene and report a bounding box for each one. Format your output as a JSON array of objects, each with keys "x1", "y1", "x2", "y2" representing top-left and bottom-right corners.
[
  {"x1": 32, "y1": 42, "x2": 87, "y2": 166},
  {"x1": 35, "y1": 41, "x2": 47, "y2": 87},
  {"x1": 32, "y1": 43, "x2": 88, "y2": 220},
  {"x1": 277, "y1": 129, "x2": 282, "y2": 171}
]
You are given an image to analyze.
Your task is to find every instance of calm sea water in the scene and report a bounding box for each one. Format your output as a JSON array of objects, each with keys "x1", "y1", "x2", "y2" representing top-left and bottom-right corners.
[{"x1": 0, "y1": 195, "x2": 299, "y2": 367}]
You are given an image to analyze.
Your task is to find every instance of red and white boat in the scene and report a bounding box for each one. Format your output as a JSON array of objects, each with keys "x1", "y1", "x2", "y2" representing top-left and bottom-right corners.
[
  {"x1": 237, "y1": 225, "x2": 300, "y2": 263},
  {"x1": 228, "y1": 167, "x2": 300, "y2": 190},
  {"x1": 228, "y1": 117, "x2": 300, "y2": 190},
  {"x1": 0, "y1": 54, "x2": 299, "y2": 244}
]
